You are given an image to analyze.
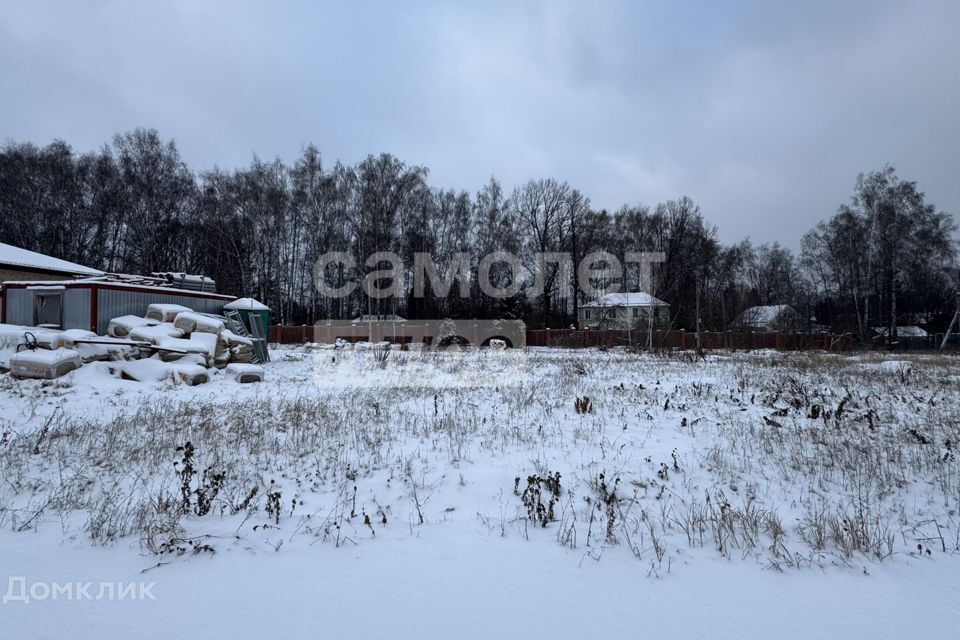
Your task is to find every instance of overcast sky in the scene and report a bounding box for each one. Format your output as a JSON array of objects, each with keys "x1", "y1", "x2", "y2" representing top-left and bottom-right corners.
[{"x1": 1, "y1": 0, "x2": 958, "y2": 247}]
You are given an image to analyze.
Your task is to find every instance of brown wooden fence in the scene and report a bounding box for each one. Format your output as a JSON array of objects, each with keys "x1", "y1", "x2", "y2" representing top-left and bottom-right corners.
[
  {"x1": 525, "y1": 329, "x2": 853, "y2": 351},
  {"x1": 268, "y1": 324, "x2": 854, "y2": 351},
  {"x1": 269, "y1": 325, "x2": 315, "y2": 344}
]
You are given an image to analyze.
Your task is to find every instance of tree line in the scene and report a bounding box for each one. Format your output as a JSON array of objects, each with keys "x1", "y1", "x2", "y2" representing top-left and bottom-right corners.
[{"x1": 1, "y1": 128, "x2": 956, "y2": 338}]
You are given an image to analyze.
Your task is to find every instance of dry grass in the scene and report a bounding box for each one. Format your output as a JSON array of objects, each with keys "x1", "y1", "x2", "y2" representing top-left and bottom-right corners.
[{"x1": 0, "y1": 347, "x2": 957, "y2": 570}]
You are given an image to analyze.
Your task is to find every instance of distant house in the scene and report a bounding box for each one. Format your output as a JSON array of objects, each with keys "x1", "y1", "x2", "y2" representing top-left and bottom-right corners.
[
  {"x1": 0, "y1": 242, "x2": 104, "y2": 284},
  {"x1": 872, "y1": 325, "x2": 928, "y2": 339},
  {"x1": 734, "y1": 305, "x2": 803, "y2": 332},
  {"x1": 578, "y1": 292, "x2": 669, "y2": 330}
]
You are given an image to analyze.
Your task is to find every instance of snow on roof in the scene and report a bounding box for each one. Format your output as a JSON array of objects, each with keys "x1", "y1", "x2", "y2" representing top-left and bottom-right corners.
[
  {"x1": 737, "y1": 305, "x2": 794, "y2": 326},
  {"x1": 224, "y1": 297, "x2": 270, "y2": 311},
  {"x1": 581, "y1": 292, "x2": 668, "y2": 308},
  {"x1": 152, "y1": 272, "x2": 216, "y2": 285},
  {"x1": 872, "y1": 325, "x2": 929, "y2": 338},
  {"x1": 0, "y1": 242, "x2": 104, "y2": 277},
  {"x1": 2, "y1": 277, "x2": 235, "y2": 299}
]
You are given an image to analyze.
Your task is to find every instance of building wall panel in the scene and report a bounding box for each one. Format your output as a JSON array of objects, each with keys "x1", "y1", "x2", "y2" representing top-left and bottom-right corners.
[
  {"x1": 3, "y1": 289, "x2": 34, "y2": 326},
  {"x1": 96, "y1": 288, "x2": 227, "y2": 334},
  {"x1": 4, "y1": 285, "x2": 228, "y2": 334},
  {"x1": 63, "y1": 288, "x2": 91, "y2": 330}
]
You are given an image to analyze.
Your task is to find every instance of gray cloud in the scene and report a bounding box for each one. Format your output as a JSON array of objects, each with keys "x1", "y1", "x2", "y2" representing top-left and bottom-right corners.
[{"x1": 2, "y1": 0, "x2": 958, "y2": 247}]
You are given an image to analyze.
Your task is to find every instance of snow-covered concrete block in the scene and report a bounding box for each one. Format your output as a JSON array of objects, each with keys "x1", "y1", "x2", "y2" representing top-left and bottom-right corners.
[
  {"x1": 9, "y1": 348, "x2": 82, "y2": 379},
  {"x1": 145, "y1": 303, "x2": 192, "y2": 323},
  {"x1": 108, "y1": 315, "x2": 159, "y2": 338},
  {"x1": 128, "y1": 323, "x2": 184, "y2": 344},
  {"x1": 173, "y1": 312, "x2": 225, "y2": 335},
  {"x1": 225, "y1": 363, "x2": 265, "y2": 383},
  {"x1": 157, "y1": 336, "x2": 214, "y2": 365},
  {"x1": 112, "y1": 358, "x2": 209, "y2": 385}
]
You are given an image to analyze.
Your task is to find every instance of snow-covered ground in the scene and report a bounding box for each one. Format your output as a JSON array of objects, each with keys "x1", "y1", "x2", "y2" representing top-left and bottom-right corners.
[{"x1": 2, "y1": 346, "x2": 959, "y2": 638}]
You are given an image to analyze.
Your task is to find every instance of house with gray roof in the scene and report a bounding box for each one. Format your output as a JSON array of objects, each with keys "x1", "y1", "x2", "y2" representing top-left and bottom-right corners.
[{"x1": 578, "y1": 292, "x2": 670, "y2": 330}]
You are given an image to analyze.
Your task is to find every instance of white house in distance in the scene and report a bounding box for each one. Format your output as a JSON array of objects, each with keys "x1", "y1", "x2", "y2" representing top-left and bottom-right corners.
[
  {"x1": 578, "y1": 292, "x2": 670, "y2": 330},
  {"x1": 734, "y1": 304, "x2": 802, "y2": 332},
  {"x1": 872, "y1": 325, "x2": 928, "y2": 340}
]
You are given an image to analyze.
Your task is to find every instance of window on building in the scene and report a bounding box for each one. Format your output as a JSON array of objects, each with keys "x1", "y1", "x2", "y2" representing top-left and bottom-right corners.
[
  {"x1": 585, "y1": 310, "x2": 591, "y2": 319},
  {"x1": 34, "y1": 292, "x2": 64, "y2": 329},
  {"x1": 632, "y1": 307, "x2": 639, "y2": 318}
]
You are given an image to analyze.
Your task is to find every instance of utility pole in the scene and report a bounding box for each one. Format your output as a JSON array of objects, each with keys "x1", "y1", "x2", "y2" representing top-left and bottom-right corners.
[
  {"x1": 647, "y1": 298, "x2": 654, "y2": 351},
  {"x1": 695, "y1": 279, "x2": 703, "y2": 355},
  {"x1": 939, "y1": 271, "x2": 960, "y2": 351}
]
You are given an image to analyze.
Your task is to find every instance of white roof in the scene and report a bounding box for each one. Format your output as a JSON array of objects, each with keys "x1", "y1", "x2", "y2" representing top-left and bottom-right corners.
[
  {"x1": 0, "y1": 242, "x2": 104, "y2": 277},
  {"x1": 738, "y1": 305, "x2": 794, "y2": 326},
  {"x1": 581, "y1": 292, "x2": 668, "y2": 308},
  {"x1": 223, "y1": 297, "x2": 269, "y2": 311},
  {"x1": 872, "y1": 325, "x2": 928, "y2": 338}
]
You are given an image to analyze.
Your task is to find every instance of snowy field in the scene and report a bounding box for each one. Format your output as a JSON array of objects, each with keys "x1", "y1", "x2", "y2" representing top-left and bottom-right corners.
[{"x1": 2, "y1": 346, "x2": 960, "y2": 638}]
